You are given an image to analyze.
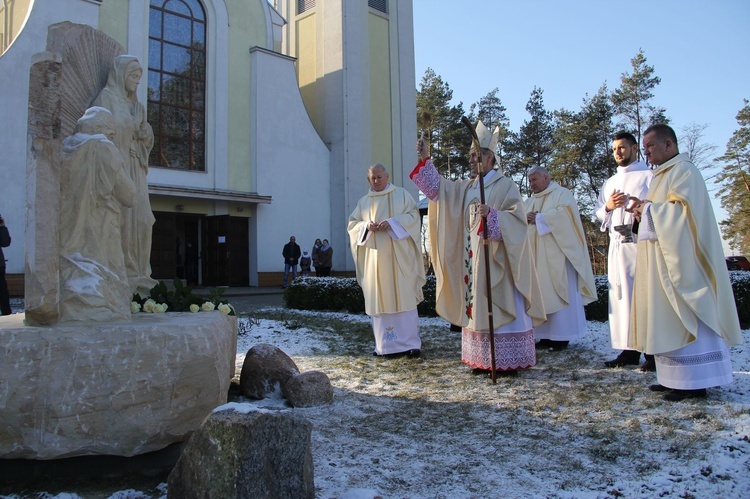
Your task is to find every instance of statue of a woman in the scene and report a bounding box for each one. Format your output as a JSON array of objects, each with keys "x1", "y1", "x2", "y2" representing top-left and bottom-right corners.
[{"x1": 93, "y1": 55, "x2": 157, "y2": 297}]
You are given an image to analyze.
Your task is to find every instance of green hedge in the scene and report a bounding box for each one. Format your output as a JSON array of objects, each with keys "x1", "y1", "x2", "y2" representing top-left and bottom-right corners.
[{"x1": 285, "y1": 272, "x2": 750, "y2": 327}]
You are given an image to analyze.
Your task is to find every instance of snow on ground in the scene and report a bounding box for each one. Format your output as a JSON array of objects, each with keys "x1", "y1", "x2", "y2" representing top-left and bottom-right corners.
[{"x1": 2, "y1": 304, "x2": 750, "y2": 498}]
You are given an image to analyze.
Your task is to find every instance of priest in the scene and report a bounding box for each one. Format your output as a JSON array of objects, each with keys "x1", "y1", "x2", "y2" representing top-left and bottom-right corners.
[
  {"x1": 347, "y1": 163, "x2": 426, "y2": 358},
  {"x1": 628, "y1": 124, "x2": 742, "y2": 401},
  {"x1": 525, "y1": 167, "x2": 597, "y2": 352},
  {"x1": 410, "y1": 121, "x2": 546, "y2": 376}
]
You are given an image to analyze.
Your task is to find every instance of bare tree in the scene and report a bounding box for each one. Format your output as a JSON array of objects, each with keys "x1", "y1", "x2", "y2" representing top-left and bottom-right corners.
[{"x1": 680, "y1": 122, "x2": 718, "y2": 177}]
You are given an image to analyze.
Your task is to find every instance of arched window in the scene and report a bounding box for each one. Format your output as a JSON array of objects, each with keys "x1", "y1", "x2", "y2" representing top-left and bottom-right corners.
[{"x1": 148, "y1": 0, "x2": 206, "y2": 171}]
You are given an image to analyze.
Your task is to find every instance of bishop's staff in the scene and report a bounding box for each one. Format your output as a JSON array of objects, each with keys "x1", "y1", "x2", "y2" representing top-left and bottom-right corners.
[{"x1": 461, "y1": 116, "x2": 498, "y2": 384}]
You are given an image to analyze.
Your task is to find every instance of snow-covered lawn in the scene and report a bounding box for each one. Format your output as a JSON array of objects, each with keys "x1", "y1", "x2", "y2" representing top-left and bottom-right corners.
[{"x1": 3, "y1": 306, "x2": 750, "y2": 498}]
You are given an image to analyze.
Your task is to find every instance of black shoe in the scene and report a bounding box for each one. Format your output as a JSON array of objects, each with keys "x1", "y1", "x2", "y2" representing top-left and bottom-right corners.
[
  {"x1": 548, "y1": 341, "x2": 569, "y2": 352},
  {"x1": 604, "y1": 350, "x2": 641, "y2": 368},
  {"x1": 639, "y1": 357, "x2": 656, "y2": 372},
  {"x1": 648, "y1": 384, "x2": 670, "y2": 392},
  {"x1": 535, "y1": 339, "x2": 552, "y2": 349},
  {"x1": 663, "y1": 389, "x2": 707, "y2": 401},
  {"x1": 380, "y1": 350, "x2": 419, "y2": 360}
]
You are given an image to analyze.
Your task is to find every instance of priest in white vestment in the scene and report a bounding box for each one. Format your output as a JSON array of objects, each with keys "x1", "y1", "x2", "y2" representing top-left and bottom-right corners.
[
  {"x1": 348, "y1": 164, "x2": 426, "y2": 358},
  {"x1": 525, "y1": 167, "x2": 597, "y2": 351},
  {"x1": 410, "y1": 121, "x2": 546, "y2": 376},
  {"x1": 595, "y1": 132, "x2": 654, "y2": 370},
  {"x1": 628, "y1": 124, "x2": 742, "y2": 401}
]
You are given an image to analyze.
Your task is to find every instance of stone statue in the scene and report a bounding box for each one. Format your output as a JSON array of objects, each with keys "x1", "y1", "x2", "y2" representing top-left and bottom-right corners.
[
  {"x1": 59, "y1": 107, "x2": 136, "y2": 322},
  {"x1": 93, "y1": 55, "x2": 157, "y2": 297}
]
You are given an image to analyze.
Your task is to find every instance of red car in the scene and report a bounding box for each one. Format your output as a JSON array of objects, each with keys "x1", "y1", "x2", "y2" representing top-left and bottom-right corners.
[{"x1": 726, "y1": 256, "x2": 750, "y2": 271}]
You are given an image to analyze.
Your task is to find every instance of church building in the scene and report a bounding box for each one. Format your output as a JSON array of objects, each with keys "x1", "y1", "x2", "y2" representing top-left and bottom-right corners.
[{"x1": 0, "y1": 0, "x2": 417, "y2": 290}]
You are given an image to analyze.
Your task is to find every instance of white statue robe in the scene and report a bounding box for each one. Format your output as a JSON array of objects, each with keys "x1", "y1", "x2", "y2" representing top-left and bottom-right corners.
[
  {"x1": 59, "y1": 133, "x2": 136, "y2": 322},
  {"x1": 526, "y1": 182, "x2": 597, "y2": 341},
  {"x1": 594, "y1": 162, "x2": 652, "y2": 349},
  {"x1": 629, "y1": 153, "x2": 742, "y2": 389},
  {"x1": 93, "y1": 55, "x2": 157, "y2": 297},
  {"x1": 347, "y1": 183, "x2": 426, "y2": 355},
  {"x1": 411, "y1": 158, "x2": 546, "y2": 371}
]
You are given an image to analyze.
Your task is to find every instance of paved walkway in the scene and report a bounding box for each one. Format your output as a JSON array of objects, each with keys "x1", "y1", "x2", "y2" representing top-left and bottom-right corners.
[{"x1": 188, "y1": 286, "x2": 285, "y2": 312}]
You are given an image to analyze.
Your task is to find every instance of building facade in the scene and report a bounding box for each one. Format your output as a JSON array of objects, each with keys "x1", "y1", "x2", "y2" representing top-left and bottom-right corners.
[{"x1": 0, "y1": 0, "x2": 416, "y2": 291}]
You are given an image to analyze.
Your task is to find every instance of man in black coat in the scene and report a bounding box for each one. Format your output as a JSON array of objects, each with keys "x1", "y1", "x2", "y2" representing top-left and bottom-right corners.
[
  {"x1": 0, "y1": 214, "x2": 11, "y2": 315},
  {"x1": 282, "y1": 236, "x2": 301, "y2": 288}
]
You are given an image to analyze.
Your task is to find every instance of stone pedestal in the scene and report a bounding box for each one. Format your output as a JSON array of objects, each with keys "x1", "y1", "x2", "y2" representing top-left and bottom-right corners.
[{"x1": 0, "y1": 311, "x2": 237, "y2": 460}]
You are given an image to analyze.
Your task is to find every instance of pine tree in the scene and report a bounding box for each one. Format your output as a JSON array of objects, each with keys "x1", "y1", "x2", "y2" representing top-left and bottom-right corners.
[
  {"x1": 611, "y1": 49, "x2": 668, "y2": 152},
  {"x1": 509, "y1": 87, "x2": 554, "y2": 194},
  {"x1": 467, "y1": 88, "x2": 512, "y2": 173},
  {"x1": 715, "y1": 99, "x2": 750, "y2": 254},
  {"x1": 416, "y1": 68, "x2": 468, "y2": 178}
]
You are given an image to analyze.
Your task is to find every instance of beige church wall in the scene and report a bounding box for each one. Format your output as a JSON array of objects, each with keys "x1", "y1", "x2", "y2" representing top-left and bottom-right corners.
[
  {"x1": 96, "y1": 0, "x2": 128, "y2": 49},
  {"x1": 0, "y1": 0, "x2": 100, "y2": 275},
  {"x1": 225, "y1": 0, "x2": 272, "y2": 193},
  {"x1": 0, "y1": 0, "x2": 33, "y2": 56},
  {"x1": 249, "y1": 47, "x2": 330, "y2": 273},
  {"x1": 150, "y1": 197, "x2": 209, "y2": 215},
  {"x1": 368, "y1": 12, "x2": 393, "y2": 177},
  {"x1": 296, "y1": 12, "x2": 319, "y2": 133},
  {"x1": 388, "y1": 0, "x2": 418, "y2": 198}
]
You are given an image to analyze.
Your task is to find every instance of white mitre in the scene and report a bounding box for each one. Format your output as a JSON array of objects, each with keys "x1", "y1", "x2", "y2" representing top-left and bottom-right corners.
[{"x1": 475, "y1": 119, "x2": 501, "y2": 170}]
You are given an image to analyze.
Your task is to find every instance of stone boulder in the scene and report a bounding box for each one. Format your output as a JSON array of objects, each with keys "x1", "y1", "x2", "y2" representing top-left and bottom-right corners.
[
  {"x1": 283, "y1": 371, "x2": 333, "y2": 408},
  {"x1": 168, "y1": 407, "x2": 314, "y2": 499},
  {"x1": 239, "y1": 343, "x2": 299, "y2": 399},
  {"x1": 0, "y1": 311, "x2": 237, "y2": 459}
]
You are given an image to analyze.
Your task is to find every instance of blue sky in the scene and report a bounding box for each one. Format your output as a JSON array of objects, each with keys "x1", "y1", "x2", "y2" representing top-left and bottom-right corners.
[{"x1": 412, "y1": 0, "x2": 749, "y2": 231}]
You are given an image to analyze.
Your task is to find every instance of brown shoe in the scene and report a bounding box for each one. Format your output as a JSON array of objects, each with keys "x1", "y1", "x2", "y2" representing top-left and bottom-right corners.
[{"x1": 604, "y1": 350, "x2": 641, "y2": 368}]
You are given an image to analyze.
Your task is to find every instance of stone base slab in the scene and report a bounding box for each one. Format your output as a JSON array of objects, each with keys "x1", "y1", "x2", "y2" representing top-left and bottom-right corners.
[{"x1": 0, "y1": 311, "x2": 237, "y2": 460}]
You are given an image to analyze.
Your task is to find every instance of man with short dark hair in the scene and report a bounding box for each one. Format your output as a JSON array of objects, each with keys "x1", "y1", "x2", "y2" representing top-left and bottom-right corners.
[
  {"x1": 627, "y1": 124, "x2": 742, "y2": 401},
  {"x1": 595, "y1": 132, "x2": 654, "y2": 370},
  {"x1": 281, "y1": 236, "x2": 301, "y2": 288}
]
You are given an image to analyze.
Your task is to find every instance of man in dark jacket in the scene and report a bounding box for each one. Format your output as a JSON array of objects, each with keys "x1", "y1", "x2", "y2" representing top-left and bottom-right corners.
[
  {"x1": 282, "y1": 236, "x2": 301, "y2": 288},
  {"x1": 0, "y1": 214, "x2": 11, "y2": 315}
]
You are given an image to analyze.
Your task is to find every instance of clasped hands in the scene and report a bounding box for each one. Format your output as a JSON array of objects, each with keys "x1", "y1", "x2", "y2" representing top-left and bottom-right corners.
[{"x1": 368, "y1": 220, "x2": 391, "y2": 232}]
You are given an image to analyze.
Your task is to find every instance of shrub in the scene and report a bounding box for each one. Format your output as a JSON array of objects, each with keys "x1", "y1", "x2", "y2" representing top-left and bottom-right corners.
[
  {"x1": 285, "y1": 276, "x2": 438, "y2": 316},
  {"x1": 730, "y1": 271, "x2": 750, "y2": 328},
  {"x1": 285, "y1": 273, "x2": 750, "y2": 328},
  {"x1": 584, "y1": 275, "x2": 609, "y2": 322}
]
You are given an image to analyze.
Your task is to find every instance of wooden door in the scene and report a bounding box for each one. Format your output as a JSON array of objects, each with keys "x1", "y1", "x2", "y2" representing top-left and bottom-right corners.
[
  {"x1": 202, "y1": 215, "x2": 230, "y2": 286},
  {"x1": 228, "y1": 217, "x2": 249, "y2": 286},
  {"x1": 150, "y1": 212, "x2": 177, "y2": 280}
]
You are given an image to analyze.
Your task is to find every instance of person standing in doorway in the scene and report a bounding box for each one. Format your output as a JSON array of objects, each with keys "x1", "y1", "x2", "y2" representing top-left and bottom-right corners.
[{"x1": 0, "y1": 213, "x2": 12, "y2": 315}]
